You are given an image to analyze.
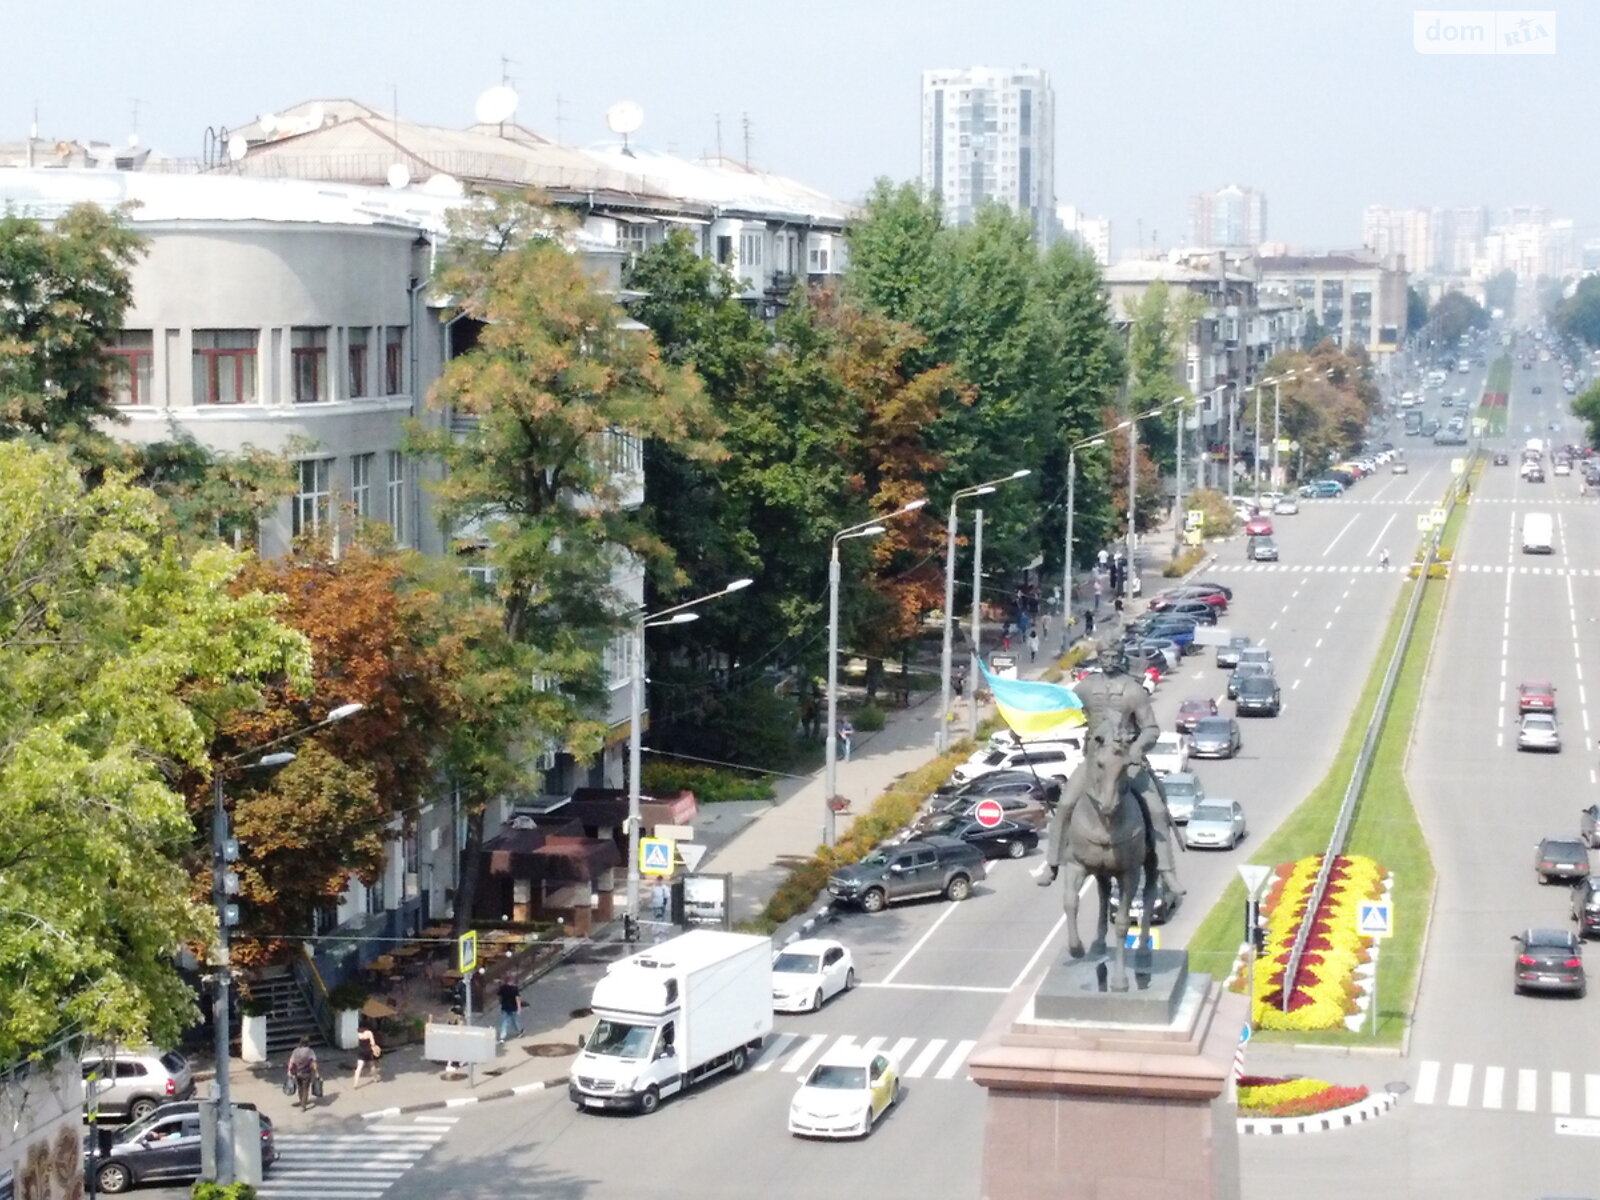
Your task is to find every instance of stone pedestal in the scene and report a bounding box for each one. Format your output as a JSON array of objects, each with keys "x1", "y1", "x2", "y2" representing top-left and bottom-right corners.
[{"x1": 968, "y1": 950, "x2": 1246, "y2": 1200}]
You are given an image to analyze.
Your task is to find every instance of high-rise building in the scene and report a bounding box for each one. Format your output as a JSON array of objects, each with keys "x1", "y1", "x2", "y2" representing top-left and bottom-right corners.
[
  {"x1": 1056, "y1": 204, "x2": 1111, "y2": 265},
  {"x1": 1188, "y1": 184, "x2": 1266, "y2": 248},
  {"x1": 1361, "y1": 205, "x2": 1441, "y2": 273},
  {"x1": 921, "y1": 66, "x2": 1056, "y2": 239}
]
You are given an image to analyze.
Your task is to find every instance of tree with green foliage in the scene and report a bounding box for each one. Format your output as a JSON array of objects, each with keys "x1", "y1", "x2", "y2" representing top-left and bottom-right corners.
[
  {"x1": 1571, "y1": 382, "x2": 1600, "y2": 449},
  {"x1": 842, "y1": 180, "x2": 947, "y2": 339},
  {"x1": 0, "y1": 442, "x2": 309, "y2": 1062},
  {"x1": 1483, "y1": 269, "x2": 1517, "y2": 314},
  {"x1": 1428, "y1": 291, "x2": 1489, "y2": 346},
  {"x1": 1556, "y1": 276, "x2": 1600, "y2": 348},
  {"x1": 1406, "y1": 285, "x2": 1429, "y2": 335},
  {"x1": 410, "y1": 194, "x2": 720, "y2": 928}
]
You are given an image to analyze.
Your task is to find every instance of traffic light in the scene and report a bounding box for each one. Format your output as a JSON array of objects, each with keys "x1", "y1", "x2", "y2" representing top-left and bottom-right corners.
[{"x1": 217, "y1": 838, "x2": 241, "y2": 927}]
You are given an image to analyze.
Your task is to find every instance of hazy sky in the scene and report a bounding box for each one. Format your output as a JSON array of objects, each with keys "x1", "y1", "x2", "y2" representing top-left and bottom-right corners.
[{"x1": 7, "y1": 1, "x2": 1594, "y2": 254}]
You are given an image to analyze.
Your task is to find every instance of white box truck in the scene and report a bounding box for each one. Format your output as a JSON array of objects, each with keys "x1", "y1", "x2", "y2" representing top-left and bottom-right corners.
[
  {"x1": 569, "y1": 930, "x2": 772, "y2": 1114},
  {"x1": 1522, "y1": 512, "x2": 1554, "y2": 555}
]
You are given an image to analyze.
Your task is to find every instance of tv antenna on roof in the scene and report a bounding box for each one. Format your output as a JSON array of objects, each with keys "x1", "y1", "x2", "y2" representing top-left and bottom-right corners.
[
  {"x1": 474, "y1": 84, "x2": 518, "y2": 130},
  {"x1": 605, "y1": 100, "x2": 644, "y2": 157}
]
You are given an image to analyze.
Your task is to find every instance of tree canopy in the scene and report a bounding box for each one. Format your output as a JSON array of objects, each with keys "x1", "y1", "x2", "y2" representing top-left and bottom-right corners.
[
  {"x1": 1428, "y1": 290, "x2": 1489, "y2": 346},
  {"x1": 1555, "y1": 276, "x2": 1600, "y2": 349}
]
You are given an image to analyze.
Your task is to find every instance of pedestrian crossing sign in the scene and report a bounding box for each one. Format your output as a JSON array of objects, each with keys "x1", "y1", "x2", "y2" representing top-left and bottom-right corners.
[
  {"x1": 1123, "y1": 929, "x2": 1161, "y2": 950},
  {"x1": 640, "y1": 837, "x2": 673, "y2": 876},
  {"x1": 1358, "y1": 901, "x2": 1392, "y2": 938}
]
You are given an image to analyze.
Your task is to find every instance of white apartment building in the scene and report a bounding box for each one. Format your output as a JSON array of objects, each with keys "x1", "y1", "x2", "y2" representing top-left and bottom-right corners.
[
  {"x1": 1256, "y1": 252, "x2": 1409, "y2": 354},
  {"x1": 921, "y1": 66, "x2": 1056, "y2": 238},
  {"x1": 1188, "y1": 185, "x2": 1267, "y2": 249},
  {"x1": 1363, "y1": 205, "x2": 1442, "y2": 274},
  {"x1": 1057, "y1": 203, "x2": 1111, "y2": 265}
]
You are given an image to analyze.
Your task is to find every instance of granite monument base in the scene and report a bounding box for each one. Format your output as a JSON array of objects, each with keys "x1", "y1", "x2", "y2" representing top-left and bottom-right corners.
[{"x1": 968, "y1": 950, "x2": 1245, "y2": 1200}]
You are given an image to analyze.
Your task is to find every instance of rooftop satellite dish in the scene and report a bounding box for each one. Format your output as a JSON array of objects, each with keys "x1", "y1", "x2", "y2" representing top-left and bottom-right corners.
[
  {"x1": 258, "y1": 112, "x2": 279, "y2": 136},
  {"x1": 306, "y1": 102, "x2": 325, "y2": 129},
  {"x1": 386, "y1": 162, "x2": 412, "y2": 189},
  {"x1": 422, "y1": 172, "x2": 464, "y2": 197},
  {"x1": 475, "y1": 85, "x2": 519, "y2": 126},
  {"x1": 605, "y1": 100, "x2": 644, "y2": 157},
  {"x1": 228, "y1": 135, "x2": 249, "y2": 162}
]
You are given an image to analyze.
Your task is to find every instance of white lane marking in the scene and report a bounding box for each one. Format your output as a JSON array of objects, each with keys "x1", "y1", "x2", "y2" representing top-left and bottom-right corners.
[
  {"x1": 1365, "y1": 511, "x2": 1397, "y2": 557},
  {"x1": 1292, "y1": 679, "x2": 1301, "y2": 690},
  {"x1": 1304, "y1": 656, "x2": 1314, "y2": 668},
  {"x1": 1587, "y1": 1074, "x2": 1600, "y2": 1116},
  {"x1": 1415, "y1": 1060, "x2": 1440, "y2": 1105},
  {"x1": 1333, "y1": 605, "x2": 1342, "y2": 615},
  {"x1": 782, "y1": 1033, "x2": 828, "y2": 1074},
  {"x1": 1447, "y1": 1063, "x2": 1473, "y2": 1107},
  {"x1": 1517, "y1": 1068, "x2": 1538, "y2": 1112},
  {"x1": 1010, "y1": 910, "x2": 1071, "y2": 991},
  {"x1": 859, "y1": 1036, "x2": 886, "y2": 1059},
  {"x1": 880, "y1": 896, "x2": 964, "y2": 985},
  {"x1": 1325, "y1": 620, "x2": 1334, "y2": 630},
  {"x1": 1269, "y1": 619, "x2": 1278, "y2": 631},
  {"x1": 1481, "y1": 1065, "x2": 1505, "y2": 1110},
  {"x1": 753, "y1": 1032, "x2": 795, "y2": 1069},
  {"x1": 934, "y1": 1039, "x2": 977, "y2": 1080},
  {"x1": 1322, "y1": 514, "x2": 1359, "y2": 557},
  {"x1": 904, "y1": 1039, "x2": 948, "y2": 1079},
  {"x1": 888, "y1": 1036, "x2": 918, "y2": 1066},
  {"x1": 1315, "y1": 637, "x2": 1323, "y2": 648},
  {"x1": 1552, "y1": 1071, "x2": 1573, "y2": 1115}
]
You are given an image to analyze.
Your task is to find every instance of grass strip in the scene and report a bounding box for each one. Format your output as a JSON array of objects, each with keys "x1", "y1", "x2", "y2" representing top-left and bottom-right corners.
[{"x1": 1476, "y1": 354, "x2": 1512, "y2": 438}]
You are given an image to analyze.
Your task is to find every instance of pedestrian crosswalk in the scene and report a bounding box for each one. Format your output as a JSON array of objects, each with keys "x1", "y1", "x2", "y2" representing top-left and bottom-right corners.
[
  {"x1": 1456, "y1": 563, "x2": 1600, "y2": 577},
  {"x1": 258, "y1": 1114, "x2": 454, "y2": 1199},
  {"x1": 754, "y1": 1032, "x2": 978, "y2": 1083},
  {"x1": 1413, "y1": 1061, "x2": 1600, "y2": 1116}
]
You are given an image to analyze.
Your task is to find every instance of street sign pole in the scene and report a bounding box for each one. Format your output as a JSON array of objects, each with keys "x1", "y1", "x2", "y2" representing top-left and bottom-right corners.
[{"x1": 458, "y1": 932, "x2": 478, "y2": 1088}]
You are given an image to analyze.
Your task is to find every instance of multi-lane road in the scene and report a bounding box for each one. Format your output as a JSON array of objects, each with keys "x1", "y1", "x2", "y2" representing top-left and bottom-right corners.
[
  {"x1": 379, "y1": 405, "x2": 1477, "y2": 1200},
  {"x1": 1248, "y1": 350, "x2": 1600, "y2": 1198}
]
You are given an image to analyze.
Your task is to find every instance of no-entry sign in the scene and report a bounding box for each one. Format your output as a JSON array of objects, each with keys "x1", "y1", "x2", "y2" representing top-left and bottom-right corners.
[{"x1": 973, "y1": 798, "x2": 1005, "y2": 828}]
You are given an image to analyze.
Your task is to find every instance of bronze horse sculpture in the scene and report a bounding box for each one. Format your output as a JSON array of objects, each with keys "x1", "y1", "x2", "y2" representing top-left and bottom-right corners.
[{"x1": 1049, "y1": 718, "x2": 1159, "y2": 992}]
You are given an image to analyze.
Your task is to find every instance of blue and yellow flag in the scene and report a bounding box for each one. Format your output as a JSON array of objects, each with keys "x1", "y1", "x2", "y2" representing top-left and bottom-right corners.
[{"x1": 979, "y1": 664, "x2": 1084, "y2": 735}]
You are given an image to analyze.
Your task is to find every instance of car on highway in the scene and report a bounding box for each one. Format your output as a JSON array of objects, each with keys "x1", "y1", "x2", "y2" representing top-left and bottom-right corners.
[
  {"x1": 1533, "y1": 384, "x2": 1544, "y2": 394},
  {"x1": 1226, "y1": 661, "x2": 1273, "y2": 702},
  {"x1": 1159, "y1": 600, "x2": 1218, "y2": 626},
  {"x1": 1518, "y1": 681, "x2": 1557, "y2": 713},
  {"x1": 826, "y1": 835, "x2": 987, "y2": 913},
  {"x1": 771, "y1": 939, "x2": 856, "y2": 1013},
  {"x1": 80, "y1": 1048, "x2": 195, "y2": 1125},
  {"x1": 1184, "y1": 799, "x2": 1247, "y2": 850},
  {"x1": 1147, "y1": 731, "x2": 1191, "y2": 776},
  {"x1": 1243, "y1": 515, "x2": 1273, "y2": 537},
  {"x1": 947, "y1": 740, "x2": 1082, "y2": 787},
  {"x1": 1511, "y1": 927, "x2": 1586, "y2": 998},
  {"x1": 1517, "y1": 712, "x2": 1561, "y2": 752},
  {"x1": 909, "y1": 790, "x2": 1051, "y2": 837},
  {"x1": 1187, "y1": 580, "x2": 1234, "y2": 601},
  {"x1": 1536, "y1": 837, "x2": 1591, "y2": 885},
  {"x1": 1133, "y1": 618, "x2": 1198, "y2": 654},
  {"x1": 1189, "y1": 716, "x2": 1242, "y2": 759},
  {"x1": 1572, "y1": 878, "x2": 1600, "y2": 939},
  {"x1": 1493, "y1": 451, "x2": 1510, "y2": 466},
  {"x1": 1126, "y1": 638, "x2": 1181, "y2": 673},
  {"x1": 788, "y1": 1046, "x2": 901, "y2": 1139},
  {"x1": 1160, "y1": 771, "x2": 1204, "y2": 823},
  {"x1": 1247, "y1": 535, "x2": 1279, "y2": 562},
  {"x1": 1216, "y1": 635, "x2": 1252, "y2": 669},
  {"x1": 85, "y1": 1101, "x2": 277, "y2": 1195},
  {"x1": 1234, "y1": 674, "x2": 1282, "y2": 717},
  {"x1": 935, "y1": 765, "x2": 1048, "y2": 796},
  {"x1": 1299, "y1": 479, "x2": 1344, "y2": 498},
  {"x1": 920, "y1": 813, "x2": 1040, "y2": 860},
  {"x1": 1150, "y1": 586, "x2": 1229, "y2": 612},
  {"x1": 1524, "y1": 463, "x2": 1546, "y2": 483},
  {"x1": 1554, "y1": 458, "x2": 1572, "y2": 476},
  {"x1": 1582, "y1": 804, "x2": 1600, "y2": 849},
  {"x1": 1175, "y1": 696, "x2": 1218, "y2": 733},
  {"x1": 1273, "y1": 495, "x2": 1299, "y2": 515},
  {"x1": 1391, "y1": 459, "x2": 1409, "y2": 474}
]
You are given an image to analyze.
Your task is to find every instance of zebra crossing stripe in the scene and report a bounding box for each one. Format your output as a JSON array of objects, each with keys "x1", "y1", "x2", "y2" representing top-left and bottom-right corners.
[
  {"x1": 1587, "y1": 1073, "x2": 1600, "y2": 1116},
  {"x1": 781, "y1": 1033, "x2": 828, "y2": 1074},
  {"x1": 1552, "y1": 1071, "x2": 1572, "y2": 1115},
  {"x1": 1415, "y1": 1060, "x2": 1440, "y2": 1104},
  {"x1": 904, "y1": 1039, "x2": 948, "y2": 1079},
  {"x1": 935, "y1": 1039, "x2": 977, "y2": 1080},
  {"x1": 858, "y1": 1036, "x2": 887, "y2": 1058},
  {"x1": 1518, "y1": 1068, "x2": 1537, "y2": 1112},
  {"x1": 888, "y1": 1036, "x2": 918, "y2": 1066},
  {"x1": 1447, "y1": 1063, "x2": 1473, "y2": 1106},
  {"x1": 755, "y1": 1032, "x2": 796, "y2": 1070},
  {"x1": 1481, "y1": 1066, "x2": 1504, "y2": 1109}
]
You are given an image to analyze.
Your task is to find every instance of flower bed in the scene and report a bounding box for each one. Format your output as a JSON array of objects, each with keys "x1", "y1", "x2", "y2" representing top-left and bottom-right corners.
[
  {"x1": 1238, "y1": 1074, "x2": 1370, "y2": 1118},
  {"x1": 1248, "y1": 854, "x2": 1386, "y2": 1031}
]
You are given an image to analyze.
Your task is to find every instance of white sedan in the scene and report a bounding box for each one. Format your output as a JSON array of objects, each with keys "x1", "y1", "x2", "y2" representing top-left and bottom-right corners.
[
  {"x1": 772, "y1": 938, "x2": 855, "y2": 1013},
  {"x1": 788, "y1": 1046, "x2": 901, "y2": 1138},
  {"x1": 1146, "y1": 731, "x2": 1190, "y2": 777}
]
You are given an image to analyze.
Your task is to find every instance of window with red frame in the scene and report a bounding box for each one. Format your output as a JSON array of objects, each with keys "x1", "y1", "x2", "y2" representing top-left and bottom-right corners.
[
  {"x1": 192, "y1": 329, "x2": 257, "y2": 405},
  {"x1": 292, "y1": 328, "x2": 328, "y2": 403},
  {"x1": 106, "y1": 330, "x2": 154, "y2": 405}
]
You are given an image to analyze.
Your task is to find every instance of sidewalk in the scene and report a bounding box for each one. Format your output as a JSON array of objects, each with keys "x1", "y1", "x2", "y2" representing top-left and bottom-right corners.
[{"x1": 215, "y1": 522, "x2": 1195, "y2": 1125}]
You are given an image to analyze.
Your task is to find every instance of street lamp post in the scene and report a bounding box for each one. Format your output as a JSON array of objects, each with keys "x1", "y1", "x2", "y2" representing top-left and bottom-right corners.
[
  {"x1": 938, "y1": 471, "x2": 1029, "y2": 753},
  {"x1": 626, "y1": 578, "x2": 752, "y2": 921},
  {"x1": 211, "y1": 702, "x2": 364, "y2": 1185},
  {"x1": 1270, "y1": 372, "x2": 1296, "y2": 490},
  {"x1": 825, "y1": 499, "x2": 926, "y2": 845},
  {"x1": 1062, "y1": 436, "x2": 1106, "y2": 654},
  {"x1": 1125, "y1": 410, "x2": 1138, "y2": 595},
  {"x1": 968, "y1": 507, "x2": 984, "y2": 743},
  {"x1": 1226, "y1": 382, "x2": 1238, "y2": 502}
]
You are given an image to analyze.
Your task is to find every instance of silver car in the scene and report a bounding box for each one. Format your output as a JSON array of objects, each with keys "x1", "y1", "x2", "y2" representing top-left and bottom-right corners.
[
  {"x1": 1160, "y1": 771, "x2": 1204, "y2": 824},
  {"x1": 1517, "y1": 712, "x2": 1561, "y2": 752},
  {"x1": 1184, "y1": 799, "x2": 1247, "y2": 850},
  {"x1": 81, "y1": 1048, "x2": 195, "y2": 1123}
]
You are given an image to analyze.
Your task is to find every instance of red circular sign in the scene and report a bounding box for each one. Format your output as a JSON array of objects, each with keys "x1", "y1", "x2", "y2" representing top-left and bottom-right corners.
[{"x1": 973, "y1": 798, "x2": 1005, "y2": 828}]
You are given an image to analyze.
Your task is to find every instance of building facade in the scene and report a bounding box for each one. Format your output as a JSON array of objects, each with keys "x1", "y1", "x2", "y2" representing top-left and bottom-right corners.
[
  {"x1": 1188, "y1": 184, "x2": 1266, "y2": 249},
  {"x1": 921, "y1": 66, "x2": 1056, "y2": 238},
  {"x1": 1256, "y1": 252, "x2": 1409, "y2": 354},
  {"x1": 1056, "y1": 203, "x2": 1111, "y2": 265}
]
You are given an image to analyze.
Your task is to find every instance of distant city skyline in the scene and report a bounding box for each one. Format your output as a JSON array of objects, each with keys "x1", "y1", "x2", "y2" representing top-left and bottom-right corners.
[
  {"x1": 1187, "y1": 184, "x2": 1267, "y2": 250},
  {"x1": 3, "y1": 1, "x2": 1598, "y2": 258}
]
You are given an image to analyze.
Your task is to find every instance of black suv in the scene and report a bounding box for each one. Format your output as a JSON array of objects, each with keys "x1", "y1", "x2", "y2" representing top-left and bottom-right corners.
[
  {"x1": 1234, "y1": 674, "x2": 1282, "y2": 716},
  {"x1": 827, "y1": 835, "x2": 987, "y2": 913},
  {"x1": 86, "y1": 1101, "x2": 277, "y2": 1194}
]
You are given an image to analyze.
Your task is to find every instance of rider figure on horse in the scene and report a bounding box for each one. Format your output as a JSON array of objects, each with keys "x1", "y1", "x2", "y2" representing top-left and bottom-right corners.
[{"x1": 1037, "y1": 645, "x2": 1182, "y2": 898}]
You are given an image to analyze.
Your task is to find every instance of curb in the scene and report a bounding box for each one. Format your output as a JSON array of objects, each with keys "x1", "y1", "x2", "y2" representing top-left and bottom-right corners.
[
  {"x1": 1237, "y1": 1088, "x2": 1398, "y2": 1135},
  {"x1": 360, "y1": 1076, "x2": 562, "y2": 1120}
]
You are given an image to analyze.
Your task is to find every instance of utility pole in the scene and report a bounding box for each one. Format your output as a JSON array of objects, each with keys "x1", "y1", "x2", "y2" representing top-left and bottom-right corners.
[
  {"x1": 1126, "y1": 408, "x2": 1138, "y2": 596},
  {"x1": 741, "y1": 113, "x2": 752, "y2": 167}
]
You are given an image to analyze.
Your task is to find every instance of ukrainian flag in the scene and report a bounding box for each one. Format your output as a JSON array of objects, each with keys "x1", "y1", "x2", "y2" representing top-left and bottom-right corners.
[{"x1": 980, "y1": 664, "x2": 1084, "y2": 735}]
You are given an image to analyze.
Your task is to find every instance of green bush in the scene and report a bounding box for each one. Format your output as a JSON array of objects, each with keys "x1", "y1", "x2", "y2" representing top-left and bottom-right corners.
[
  {"x1": 192, "y1": 1183, "x2": 258, "y2": 1199},
  {"x1": 640, "y1": 760, "x2": 775, "y2": 803},
  {"x1": 326, "y1": 980, "x2": 369, "y2": 1012},
  {"x1": 1162, "y1": 546, "x2": 1208, "y2": 577},
  {"x1": 852, "y1": 703, "x2": 886, "y2": 732},
  {"x1": 1187, "y1": 487, "x2": 1238, "y2": 538}
]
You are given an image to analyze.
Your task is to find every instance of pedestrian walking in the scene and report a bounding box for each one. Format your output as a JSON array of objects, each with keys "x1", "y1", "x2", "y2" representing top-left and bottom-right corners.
[
  {"x1": 1114, "y1": 594, "x2": 1125, "y2": 617},
  {"x1": 286, "y1": 1036, "x2": 320, "y2": 1110},
  {"x1": 1041, "y1": 612, "x2": 1051, "y2": 639},
  {"x1": 1092, "y1": 576, "x2": 1103, "y2": 607},
  {"x1": 800, "y1": 696, "x2": 819, "y2": 741},
  {"x1": 1084, "y1": 609, "x2": 1095, "y2": 636},
  {"x1": 352, "y1": 1023, "x2": 382, "y2": 1087},
  {"x1": 1027, "y1": 629, "x2": 1040, "y2": 662},
  {"x1": 837, "y1": 716, "x2": 855, "y2": 762},
  {"x1": 497, "y1": 977, "x2": 526, "y2": 1043},
  {"x1": 651, "y1": 878, "x2": 671, "y2": 921},
  {"x1": 1379, "y1": 547, "x2": 1391, "y2": 569}
]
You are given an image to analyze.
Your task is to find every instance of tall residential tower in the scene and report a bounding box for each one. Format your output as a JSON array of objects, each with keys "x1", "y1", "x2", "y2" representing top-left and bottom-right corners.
[{"x1": 921, "y1": 66, "x2": 1055, "y2": 239}]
